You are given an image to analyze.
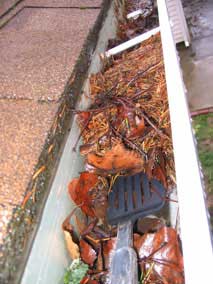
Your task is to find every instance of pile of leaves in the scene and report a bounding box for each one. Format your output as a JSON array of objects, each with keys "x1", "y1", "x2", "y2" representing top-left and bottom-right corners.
[
  {"x1": 63, "y1": 179, "x2": 184, "y2": 283},
  {"x1": 62, "y1": 4, "x2": 183, "y2": 284},
  {"x1": 76, "y1": 33, "x2": 175, "y2": 189}
]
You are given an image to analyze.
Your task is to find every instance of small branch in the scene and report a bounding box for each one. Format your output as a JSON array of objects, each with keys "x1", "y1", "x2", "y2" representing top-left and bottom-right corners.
[
  {"x1": 72, "y1": 113, "x2": 92, "y2": 152},
  {"x1": 139, "y1": 110, "x2": 170, "y2": 140},
  {"x1": 110, "y1": 124, "x2": 147, "y2": 159}
]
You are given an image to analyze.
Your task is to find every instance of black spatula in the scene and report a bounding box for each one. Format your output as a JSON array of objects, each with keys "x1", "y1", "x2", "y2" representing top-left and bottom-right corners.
[{"x1": 107, "y1": 172, "x2": 166, "y2": 284}]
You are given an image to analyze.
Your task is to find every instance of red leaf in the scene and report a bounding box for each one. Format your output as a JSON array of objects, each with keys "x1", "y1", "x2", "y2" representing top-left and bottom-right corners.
[
  {"x1": 80, "y1": 239, "x2": 97, "y2": 267},
  {"x1": 68, "y1": 172, "x2": 99, "y2": 217},
  {"x1": 127, "y1": 116, "x2": 145, "y2": 138},
  {"x1": 81, "y1": 278, "x2": 99, "y2": 284},
  {"x1": 102, "y1": 238, "x2": 116, "y2": 270},
  {"x1": 86, "y1": 143, "x2": 144, "y2": 175},
  {"x1": 78, "y1": 111, "x2": 91, "y2": 126},
  {"x1": 134, "y1": 227, "x2": 184, "y2": 284}
]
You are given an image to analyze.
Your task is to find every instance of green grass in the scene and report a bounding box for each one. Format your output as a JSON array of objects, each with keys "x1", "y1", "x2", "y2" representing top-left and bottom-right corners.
[{"x1": 193, "y1": 113, "x2": 213, "y2": 192}]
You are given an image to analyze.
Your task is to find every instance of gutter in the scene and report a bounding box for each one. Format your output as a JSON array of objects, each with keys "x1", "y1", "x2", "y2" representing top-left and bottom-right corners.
[{"x1": 157, "y1": 0, "x2": 213, "y2": 283}]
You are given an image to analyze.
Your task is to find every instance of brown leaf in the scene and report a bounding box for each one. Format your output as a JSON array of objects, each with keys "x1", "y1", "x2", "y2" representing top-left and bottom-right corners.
[
  {"x1": 62, "y1": 210, "x2": 80, "y2": 260},
  {"x1": 80, "y1": 278, "x2": 99, "y2": 284},
  {"x1": 86, "y1": 143, "x2": 144, "y2": 175},
  {"x1": 78, "y1": 111, "x2": 91, "y2": 127},
  {"x1": 75, "y1": 214, "x2": 88, "y2": 234},
  {"x1": 80, "y1": 143, "x2": 97, "y2": 155},
  {"x1": 127, "y1": 116, "x2": 145, "y2": 138},
  {"x1": 102, "y1": 238, "x2": 116, "y2": 270},
  {"x1": 97, "y1": 243, "x2": 104, "y2": 271},
  {"x1": 68, "y1": 172, "x2": 99, "y2": 217},
  {"x1": 146, "y1": 148, "x2": 167, "y2": 188},
  {"x1": 134, "y1": 227, "x2": 184, "y2": 284},
  {"x1": 80, "y1": 239, "x2": 97, "y2": 267},
  {"x1": 63, "y1": 231, "x2": 80, "y2": 260},
  {"x1": 136, "y1": 216, "x2": 165, "y2": 234},
  {"x1": 89, "y1": 185, "x2": 108, "y2": 221}
]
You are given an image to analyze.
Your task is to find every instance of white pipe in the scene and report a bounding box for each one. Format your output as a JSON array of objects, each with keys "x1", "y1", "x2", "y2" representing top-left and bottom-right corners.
[
  {"x1": 127, "y1": 9, "x2": 143, "y2": 19},
  {"x1": 157, "y1": 1, "x2": 213, "y2": 283},
  {"x1": 105, "y1": 26, "x2": 160, "y2": 57}
]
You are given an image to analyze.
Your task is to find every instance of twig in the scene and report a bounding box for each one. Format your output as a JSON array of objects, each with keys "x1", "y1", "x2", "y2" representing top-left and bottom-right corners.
[
  {"x1": 72, "y1": 113, "x2": 93, "y2": 152},
  {"x1": 118, "y1": 61, "x2": 161, "y2": 97},
  {"x1": 139, "y1": 110, "x2": 170, "y2": 140},
  {"x1": 110, "y1": 124, "x2": 147, "y2": 159}
]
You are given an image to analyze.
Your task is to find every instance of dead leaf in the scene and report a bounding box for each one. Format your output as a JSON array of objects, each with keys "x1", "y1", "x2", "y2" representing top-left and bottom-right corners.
[
  {"x1": 75, "y1": 214, "x2": 89, "y2": 235},
  {"x1": 136, "y1": 216, "x2": 165, "y2": 234},
  {"x1": 68, "y1": 172, "x2": 99, "y2": 217},
  {"x1": 146, "y1": 148, "x2": 167, "y2": 188},
  {"x1": 68, "y1": 172, "x2": 108, "y2": 220},
  {"x1": 80, "y1": 239, "x2": 97, "y2": 267},
  {"x1": 63, "y1": 230, "x2": 80, "y2": 260},
  {"x1": 127, "y1": 116, "x2": 145, "y2": 138},
  {"x1": 102, "y1": 238, "x2": 116, "y2": 270},
  {"x1": 86, "y1": 143, "x2": 144, "y2": 175},
  {"x1": 80, "y1": 277, "x2": 99, "y2": 284},
  {"x1": 97, "y1": 243, "x2": 104, "y2": 271},
  {"x1": 80, "y1": 143, "x2": 97, "y2": 155},
  {"x1": 134, "y1": 226, "x2": 184, "y2": 284}
]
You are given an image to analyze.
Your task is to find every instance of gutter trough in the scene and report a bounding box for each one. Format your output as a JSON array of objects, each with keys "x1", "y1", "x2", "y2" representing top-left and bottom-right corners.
[{"x1": 21, "y1": 1, "x2": 213, "y2": 283}]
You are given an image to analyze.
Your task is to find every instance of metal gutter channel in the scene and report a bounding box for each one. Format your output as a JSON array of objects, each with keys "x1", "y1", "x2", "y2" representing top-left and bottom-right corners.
[
  {"x1": 157, "y1": 0, "x2": 213, "y2": 283},
  {"x1": 21, "y1": 1, "x2": 213, "y2": 283},
  {"x1": 20, "y1": 2, "x2": 118, "y2": 284}
]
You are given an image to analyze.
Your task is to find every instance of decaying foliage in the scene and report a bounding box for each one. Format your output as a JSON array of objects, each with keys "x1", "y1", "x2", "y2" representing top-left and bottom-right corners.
[
  {"x1": 76, "y1": 34, "x2": 175, "y2": 189},
  {"x1": 62, "y1": 5, "x2": 182, "y2": 283}
]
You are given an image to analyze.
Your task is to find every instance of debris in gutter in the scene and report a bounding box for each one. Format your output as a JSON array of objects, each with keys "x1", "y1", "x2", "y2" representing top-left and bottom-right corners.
[{"x1": 62, "y1": 1, "x2": 184, "y2": 283}]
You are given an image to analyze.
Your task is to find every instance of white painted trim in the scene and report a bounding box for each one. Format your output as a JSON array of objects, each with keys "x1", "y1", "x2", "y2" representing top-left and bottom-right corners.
[
  {"x1": 157, "y1": 1, "x2": 213, "y2": 283},
  {"x1": 105, "y1": 26, "x2": 160, "y2": 57},
  {"x1": 127, "y1": 9, "x2": 143, "y2": 19}
]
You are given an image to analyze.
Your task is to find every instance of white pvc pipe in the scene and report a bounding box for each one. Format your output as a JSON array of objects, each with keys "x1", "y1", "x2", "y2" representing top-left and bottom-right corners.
[
  {"x1": 105, "y1": 26, "x2": 160, "y2": 57},
  {"x1": 127, "y1": 9, "x2": 143, "y2": 19},
  {"x1": 157, "y1": 1, "x2": 213, "y2": 283}
]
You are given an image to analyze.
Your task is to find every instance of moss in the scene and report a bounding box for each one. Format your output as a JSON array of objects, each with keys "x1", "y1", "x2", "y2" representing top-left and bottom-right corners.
[
  {"x1": 193, "y1": 114, "x2": 213, "y2": 141},
  {"x1": 64, "y1": 259, "x2": 88, "y2": 284},
  {"x1": 192, "y1": 113, "x2": 213, "y2": 192}
]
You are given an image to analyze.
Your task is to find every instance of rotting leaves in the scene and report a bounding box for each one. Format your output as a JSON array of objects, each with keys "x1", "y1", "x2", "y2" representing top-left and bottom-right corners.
[
  {"x1": 135, "y1": 227, "x2": 184, "y2": 284},
  {"x1": 63, "y1": 22, "x2": 182, "y2": 284},
  {"x1": 68, "y1": 172, "x2": 108, "y2": 219}
]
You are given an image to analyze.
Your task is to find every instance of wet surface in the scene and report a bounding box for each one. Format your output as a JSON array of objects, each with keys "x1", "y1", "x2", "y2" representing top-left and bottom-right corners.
[
  {"x1": 0, "y1": 100, "x2": 58, "y2": 244},
  {"x1": 0, "y1": 0, "x2": 111, "y2": 282},
  {"x1": 0, "y1": 1, "x2": 100, "y2": 239},
  {"x1": 0, "y1": 7, "x2": 99, "y2": 101},
  {"x1": 182, "y1": 0, "x2": 213, "y2": 40},
  {"x1": 179, "y1": 0, "x2": 213, "y2": 110},
  {"x1": 0, "y1": 3, "x2": 99, "y2": 242}
]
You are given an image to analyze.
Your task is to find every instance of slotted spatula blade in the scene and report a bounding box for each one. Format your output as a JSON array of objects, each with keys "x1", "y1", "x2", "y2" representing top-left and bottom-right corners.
[
  {"x1": 107, "y1": 172, "x2": 166, "y2": 225},
  {"x1": 108, "y1": 172, "x2": 166, "y2": 284}
]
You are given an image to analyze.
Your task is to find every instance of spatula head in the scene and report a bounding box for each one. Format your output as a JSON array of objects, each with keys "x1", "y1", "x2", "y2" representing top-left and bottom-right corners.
[{"x1": 107, "y1": 172, "x2": 166, "y2": 225}]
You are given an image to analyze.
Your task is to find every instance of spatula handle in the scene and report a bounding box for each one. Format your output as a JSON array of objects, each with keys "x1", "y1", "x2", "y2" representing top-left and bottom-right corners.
[{"x1": 109, "y1": 221, "x2": 138, "y2": 284}]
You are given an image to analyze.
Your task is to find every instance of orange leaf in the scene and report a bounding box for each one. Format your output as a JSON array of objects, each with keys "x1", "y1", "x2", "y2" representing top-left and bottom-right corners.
[
  {"x1": 102, "y1": 238, "x2": 116, "y2": 270},
  {"x1": 127, "y1": 116, "x2": 145, "y2": 138},
  {"x1": 80, "y1": 278, "x2": 98, "y2": 284},
  {"x1": 63, "y1": 231, "x2": 80, "y2": 260},
  {"x1": 80, "y1": 239, "x2": 97, "y2": 267},
  {"x1": 134, "y1": 227, "x2": 184, "y2": 284},
  {"x1": 68, "y1": 172, "x2": 99, "y2": 217},
  {"x1": 78, "y1": 111, "x2": 91, "y2": 126},
  {"x1": 86, "y1": 143, "x2": 144, "y2": 175}
]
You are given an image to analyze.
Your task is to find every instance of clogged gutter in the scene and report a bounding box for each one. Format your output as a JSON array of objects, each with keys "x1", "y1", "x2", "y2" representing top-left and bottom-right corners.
[{"x1": 62, "y1": 1, "x2": 184, "y2": 284}]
